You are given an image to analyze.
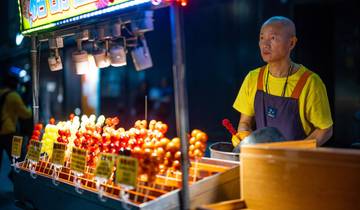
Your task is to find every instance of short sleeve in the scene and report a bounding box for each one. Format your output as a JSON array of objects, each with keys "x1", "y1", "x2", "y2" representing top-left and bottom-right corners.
[
  {"x1": 305, "y1": 74, "x2": 333, "y2": 129},
  {"x1": 233, "y1": 72, "x2": 256, "y2": 117}
]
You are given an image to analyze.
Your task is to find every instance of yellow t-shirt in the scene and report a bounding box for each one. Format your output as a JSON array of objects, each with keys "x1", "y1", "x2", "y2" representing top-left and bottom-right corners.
[
  {"x1": 0, "y1": 88, "x2": 32, "y2": 135},
  {"x1": 233, "y1": 64, "x2": 333, "y2": 135}
]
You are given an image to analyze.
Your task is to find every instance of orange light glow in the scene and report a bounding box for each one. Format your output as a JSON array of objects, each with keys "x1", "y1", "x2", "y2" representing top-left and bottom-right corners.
[{"x1": 164, "y1": 0, "x2": 187, "y2": 6}]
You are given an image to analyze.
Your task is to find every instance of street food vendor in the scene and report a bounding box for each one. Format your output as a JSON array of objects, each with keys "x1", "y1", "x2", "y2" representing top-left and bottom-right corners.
[{"x1": 232, "y1": 16, "x2": 333, "y2": 147}]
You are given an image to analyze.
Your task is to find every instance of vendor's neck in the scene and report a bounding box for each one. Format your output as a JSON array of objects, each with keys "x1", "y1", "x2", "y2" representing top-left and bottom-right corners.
[{"x1": 268, "y1": 59, "x2": 293, "y2": 78}]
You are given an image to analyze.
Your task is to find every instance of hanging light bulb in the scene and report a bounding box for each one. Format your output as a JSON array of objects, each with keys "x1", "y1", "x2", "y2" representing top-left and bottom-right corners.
[
  {"x1": 93, "y1": 25, "x2": 112, "y2": 68},
  {"x1": 131, "y1": 35, "x2": 152, "y2": 71},
  {"x1": 93, "y1": 41, "x2": 111, "y2": 68},
  {"x1": 48, "y1": 37, "x2": 63, "y2": 71},
  {"x1": 48, "y1": 48, "x2": 63, "y2": 71},
  {"x1": 110, "y1": 36, "x2": 127, "y2": 67},
  {"x1": 72, "y1": 37, "x2": 89, "y2": 75}
]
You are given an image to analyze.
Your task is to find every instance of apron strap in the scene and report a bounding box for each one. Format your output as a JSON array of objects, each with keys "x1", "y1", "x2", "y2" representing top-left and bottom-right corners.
[
  {"x1": 291, "y1": 71, "x2": 312, "y2": 99},
  {"x1": 257, "y1": 66, "x2": 266, "y2": 91}
]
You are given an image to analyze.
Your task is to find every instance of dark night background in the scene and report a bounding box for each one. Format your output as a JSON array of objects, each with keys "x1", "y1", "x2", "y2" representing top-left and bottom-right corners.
[{"x1": 0, "y1": 0, "x2": 360, "y2": 148}]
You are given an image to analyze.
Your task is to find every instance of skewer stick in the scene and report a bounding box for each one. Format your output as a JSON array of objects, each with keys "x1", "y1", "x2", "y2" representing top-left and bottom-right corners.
[
  {"x1": 174, "y1": 171, "x2": 181, "y2": 190},
  {"x1": 134, "y1": 185, "x2": 140, "y2": 203},
  {"x1": 134, "y1": 180, "x2": 142, "y2": 202},
  {"x1": 142, "y1": 182, "x2": 151, "y2": 203},
  {"x1": 163, "y1": 169, "x2": 171, "y2": 190},
  {"x1": 143, "y1": 180, "x2": 147, "y2": 194},
  {"x1": 192, "y1": 159, "x2": 198, "y2": 183},
  {"x1": 109, "y1": 166, "x2": 116, "y2": 184},
  {"x1": 176, "y1": 171, "x2": 181, "y2": 181}
]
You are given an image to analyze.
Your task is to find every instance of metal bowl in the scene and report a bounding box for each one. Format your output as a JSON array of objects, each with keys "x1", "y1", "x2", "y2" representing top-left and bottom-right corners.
[{"x1": 209, "y1": 142, "x2": 239, "y2": 161}]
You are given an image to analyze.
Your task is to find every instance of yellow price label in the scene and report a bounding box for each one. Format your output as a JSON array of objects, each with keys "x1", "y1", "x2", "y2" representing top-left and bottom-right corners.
[
  {"x1": 52, "y1": 142, "x2": 67, "y2": 166},
  {"x1": 26, "y1": 139, "x2": 42, "y2": 162},
  {"x1": 115, "y1": 156, "x2": 138, "y2": 188},
  {"x1": 70, "y1": 147, "x2": 87, "y2": 173},
  {"x1": 11, "y1": 136, "x2": 23, "y2": 158},
  {"x1": 95, "y1": 153, "x2": 116, "y2": 179}
]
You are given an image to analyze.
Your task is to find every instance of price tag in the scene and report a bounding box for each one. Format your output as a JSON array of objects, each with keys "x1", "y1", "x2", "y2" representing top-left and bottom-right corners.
[
  {"x1": 115, "y1": 156, "x2": 138, "y2": 188},
  {"x1": 95, "y1": 153, "x2": 116, "y2": 179},
  {"x1": 52, "y1": 142, "x2": 67, "y2": 166},
  {"x1": 70, "y1": 147, "x2": 87, "y2": 173},
  {"x1": 26, "y1": 139, "x2": 42, "y2": 162},
  {"x1": 11, "y1": 136, "x2": 23, "y2": 158}
]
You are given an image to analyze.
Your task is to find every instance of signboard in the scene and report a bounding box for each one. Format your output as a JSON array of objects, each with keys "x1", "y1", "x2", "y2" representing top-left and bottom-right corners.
[
  {"x1": 11, "y1": 136, "x2": 23, "y2": 158},
  {"x1": 70, "y1": 147, "x2": 87, "y2": 173},
  {"x1": 26, "y1": 139, "x2": 42, "y2": 162},
  {"x1": 52, "y1": 142, "x2": 67, "y2": 166},
  {"x1": 18, "y1": 0, "x2": 151, "y2": 34},
  {"x1": 115, "y1": 156, "x2": 138, "y2": 187},
  {"x1": 95, "y1": 153, "x2": 116, "y2": 179}
]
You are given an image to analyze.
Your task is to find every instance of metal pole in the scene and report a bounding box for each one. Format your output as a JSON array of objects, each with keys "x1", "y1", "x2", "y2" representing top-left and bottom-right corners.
[
  {"x1": 170, "y1": 3, "x2": 190, "y2": 210},
  {"x1": 31, "y1": 35, "x2": 39, "y2": 124}
]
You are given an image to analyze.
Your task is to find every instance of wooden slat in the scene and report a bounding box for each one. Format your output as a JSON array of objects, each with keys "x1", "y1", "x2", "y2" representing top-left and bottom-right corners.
[
  {"x1": 254, "y1": 139, "x2": 317, "y2": 148},
  {"x1": 197, "y1": 199, "x2": 247, "y2": 210},
  {"x1": 194, "y1": 162, "x2": 230, "y2": 173}
]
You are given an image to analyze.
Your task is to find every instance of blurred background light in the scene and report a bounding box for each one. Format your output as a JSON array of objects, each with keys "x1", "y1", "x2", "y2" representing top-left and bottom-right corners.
[{"x1": 15, "y1": 33, "x2": 24, "y2": 46}]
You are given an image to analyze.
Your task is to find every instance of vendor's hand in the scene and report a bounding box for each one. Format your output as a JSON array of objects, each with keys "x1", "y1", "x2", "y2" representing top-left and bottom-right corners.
[
  {"x1": 231, "y1": 135, "x2": 241, "y2": 147},
  {"x1": 231, "y1": 131, "x2": 251, "y2": 147}
]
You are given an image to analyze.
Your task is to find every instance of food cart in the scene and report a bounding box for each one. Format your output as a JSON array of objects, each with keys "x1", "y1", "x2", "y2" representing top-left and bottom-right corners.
[{"x1": 12, "y1": 0, "x2": 240, "y2": 209}]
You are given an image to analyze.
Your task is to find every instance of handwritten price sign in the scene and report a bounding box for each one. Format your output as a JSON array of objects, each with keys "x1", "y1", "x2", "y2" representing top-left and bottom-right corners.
[
  {"x1": 26, "y1": 139, "x2": 42, "y2": 162},
  {"x1": 115, "y1": 156, "x2": 138, "y2": 188},
  {"x1": 52, "y1": 142, "x2": 67, "y2": 166},
  {"x1": 11, "y1": 136, "x2": 23, "y2": 158},
  {"x1": 95, "y1": 153, "x2": 116, "y2": 179},
  {"x1": 70, "y1": 147, "x2": 87, "y2": 173}
]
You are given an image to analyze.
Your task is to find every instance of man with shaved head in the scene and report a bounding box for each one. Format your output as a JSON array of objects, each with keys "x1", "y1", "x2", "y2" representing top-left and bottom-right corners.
[{"x1": 232, "y1": 16, "x2": 333, "y2": 146}]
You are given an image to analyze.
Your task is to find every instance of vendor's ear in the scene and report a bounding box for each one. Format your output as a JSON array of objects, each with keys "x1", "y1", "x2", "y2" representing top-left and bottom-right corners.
[{"x1": 289, "y1": 36, "x2": 297, "y2": 50}]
